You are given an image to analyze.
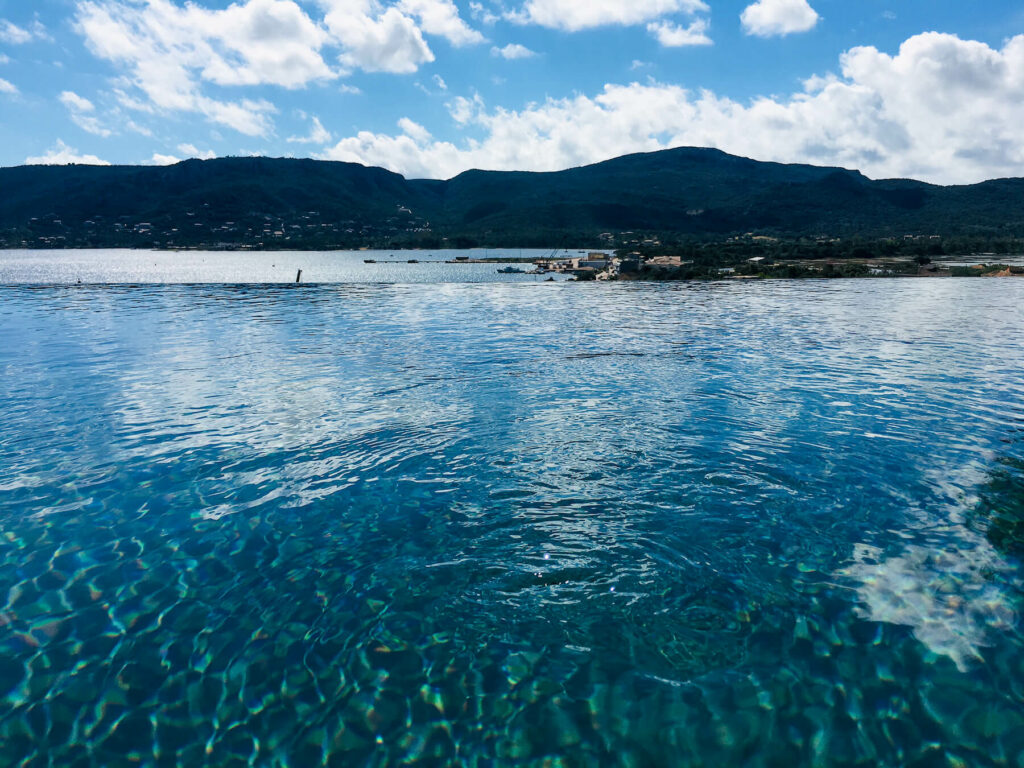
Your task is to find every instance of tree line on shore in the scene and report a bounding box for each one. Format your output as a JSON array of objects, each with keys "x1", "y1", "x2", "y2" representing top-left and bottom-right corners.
[{"x1": 5, "y1": 149, "x2": 1024, "y2": 251}]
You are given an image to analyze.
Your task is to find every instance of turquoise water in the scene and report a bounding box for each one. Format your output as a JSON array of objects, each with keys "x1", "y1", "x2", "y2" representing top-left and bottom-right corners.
[{"x1": 2, "y1": 279, "x2": 1024, "y2": 766}]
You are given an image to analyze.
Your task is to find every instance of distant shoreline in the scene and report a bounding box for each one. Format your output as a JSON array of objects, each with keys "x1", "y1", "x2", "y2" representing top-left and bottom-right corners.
[{"x1": 2, "y1": 249, "x2": 1023, "y2": 286}]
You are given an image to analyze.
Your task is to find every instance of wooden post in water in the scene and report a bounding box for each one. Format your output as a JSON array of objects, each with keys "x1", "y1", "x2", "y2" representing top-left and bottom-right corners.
[{"x1": 296, "y1": 269, "x2": 302, "y2": 284}]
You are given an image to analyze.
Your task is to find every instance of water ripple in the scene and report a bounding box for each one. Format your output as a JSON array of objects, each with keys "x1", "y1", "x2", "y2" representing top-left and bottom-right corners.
[{"x1": 2, "y1": 279, "x2": 1024, "y2": 765}]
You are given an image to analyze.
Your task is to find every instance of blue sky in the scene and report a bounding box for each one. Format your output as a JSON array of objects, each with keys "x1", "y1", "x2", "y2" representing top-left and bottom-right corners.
[{"x1": 1, "y1": 0, "x2": 1023, "y2": 183}]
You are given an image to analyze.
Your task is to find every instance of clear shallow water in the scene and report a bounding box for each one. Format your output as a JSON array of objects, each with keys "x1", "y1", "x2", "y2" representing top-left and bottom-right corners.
[
  {"x1": 0, "y1": 249, "x2": 586, "y2": 284},
  {"x1": 2, "y1": 279, "x2": 1024, "y2": 766}
]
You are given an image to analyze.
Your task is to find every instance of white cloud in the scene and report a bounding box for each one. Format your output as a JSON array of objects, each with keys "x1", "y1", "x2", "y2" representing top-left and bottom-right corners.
[
  {"x1": 178, "y1": 143, "x2": 217, "y2": 159},
  {"x1": 0, "y1": 20, "x2": 33, "y2": 44},
  {"x1": 492, "y1": 43, "x2": 536, "y2": 59},
  {"x1": 0, "y1": 53, "x2": 10, "y2": 65},
  {"x1": 316, "y1": 0, "x2": 482, "y2": 71},
  {"x1": 322, "y1": 131, "x2": 442, "y2": 178},
  {"x1": 60, "y1": 90, "x2": 114, "y2": 137},
  {"x1": 398, "y1": 116, "x2": 432, "y2": 143},
  {"x1": 203, "y1": 0, "x2": 334, "y2": 87},
  {"x1": 152, "y1": 153, "x2": 182, "y2": 165},
  {"x1": 508, "y1": 0, "x2": 708, "y2": 32},
  {"x1": 415, "y1": 75, "x2": 449, "y2": 95},
  {"x1": 448, "y1": 92, "x2": 484, "y2": 124},
  {"x1": 71, "y1": 0, "x2": 482, "y2": 127},
  {"x1": 322, "y1": 3, "x2": 434, "y2": 74},
  {"x1": 111, "y1": 84, "x2": 156, "y2": 114},
  {"x1": 198, "y1": 97, "x2": 277, "y2": 136},
  {"x1": 287, "y1": 115, "x2": 332, "y2": 144},
  {"x1": 60, "y1": 91, "x2": 96, "y2": 113},
  {"x1": 396, "y1": 0, "x2": 484, "y2": 46},
  {"x1": 319, "y1": 33, "x2": 1024, "y2": 186},
  {"x1": 648, "y1": 18, "x2": 712, "y2": 47},
  {"x1": 469, "y1": 1, "x2": 500, "y2": 25},
  {"x1": 0, "y1": 78, "x2": 16, "y2": 94},
  {"x1": 741, "y1": 0, "x2": 819, "y2": 37},
  {"x1": 33, "y1": 19, "x2": 53, "y2": 42},
  {"x1": 74, "y1": 0, "x2": 334, "y2": 136},
  {"x1": 126, "y1": 119, "x2": 153, "y2": 136},
  {"x1": 25, "y1": 140, "x2": 110, "y2": 166},
  {"x1": 0, "y1": 18, "x2": 51, "y2": 44},
  {"x1": 338, "y1": 83, "x2": 362, "y2": 94}
]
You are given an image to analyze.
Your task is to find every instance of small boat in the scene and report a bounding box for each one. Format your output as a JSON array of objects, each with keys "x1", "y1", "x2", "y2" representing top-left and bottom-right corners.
[
  {"x1": 497, "y1": 266, "x2": 526, "y2": 274},
  {"x1": 407, "y1": 259, "x2": 420, "y2": 264},
  {"x1": 364, "y1": 259, "x2": 377, "y2": 263}
]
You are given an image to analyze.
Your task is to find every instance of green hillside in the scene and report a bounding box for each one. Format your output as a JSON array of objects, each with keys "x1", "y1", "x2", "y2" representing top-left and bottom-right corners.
[{"x1": 2, "y1": 148, "x2": 1023, "y2": 249}]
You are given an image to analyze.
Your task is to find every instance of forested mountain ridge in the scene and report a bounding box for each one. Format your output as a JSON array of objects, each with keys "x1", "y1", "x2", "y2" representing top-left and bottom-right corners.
[{"x1": 2, "y1": 147, "x2": 1023, "y2": 249}]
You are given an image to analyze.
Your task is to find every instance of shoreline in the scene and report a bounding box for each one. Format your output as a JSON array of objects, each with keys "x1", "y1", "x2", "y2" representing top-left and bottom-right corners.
[{"x1": 2, "y1": 248, "x2": 1023, "y2": 285}]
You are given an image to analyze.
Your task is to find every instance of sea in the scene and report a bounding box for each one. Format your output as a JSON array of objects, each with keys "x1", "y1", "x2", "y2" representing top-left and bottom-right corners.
[
  {"x1": 2, "y1": 250, "x2": 1024, "y2": 766},
  {"x1": 0, "y1": 248, "x2": 586, "y2": 285}
]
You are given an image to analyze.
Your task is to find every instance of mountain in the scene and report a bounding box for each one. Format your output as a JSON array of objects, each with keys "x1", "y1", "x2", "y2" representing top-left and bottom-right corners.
[{"x1": 2, "y1": 148, "x2": 1024, "y2": 249}]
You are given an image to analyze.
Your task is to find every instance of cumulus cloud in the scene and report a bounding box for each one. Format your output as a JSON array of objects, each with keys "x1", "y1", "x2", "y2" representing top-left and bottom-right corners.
[
  {"x1": 492, "y1": 43, "x2": 536, "y2": 59},
  {"x1": 648, "y1": 18, "x2": 712, "y2": 47},
  {"x1": 287, "y1": 115, "x2": 332, "y2": 144},
  {"x1": 68, "y1": 0, "x2": 479, "y2": 136},
  {"x1": 395, "y1": 0, "x2": 485, "y2": 46},
  {"x1": 741, "y1": 0, "x2": 819, "y2": 37},
  {"x1": 75, "y1": 0, "x2": 323, "y2": 136},
  {"x1": 0, "y1": 77, "x2": 16, "y2": 94},
  {"x1": 317, "y1": 0, "x2": 482, "y2": 73},
  {"x1": 321, "y1": 3, "x2": 434, "y2": 74},
  {"x1": 152, "y1": 153, "x2": 182, "y2": 165},
  {"x1": 319, "y1": 33, "x2": 1024, "y2": 185},
  {"x1": 0, "y1": 53, "x2": 10, "y2": 64},
  {"x1": 25, "y1": 139, "x2": 110, "y2": 166},
  {"x1": 508, "y1": 0, "x2": 708, "y2": 31}
]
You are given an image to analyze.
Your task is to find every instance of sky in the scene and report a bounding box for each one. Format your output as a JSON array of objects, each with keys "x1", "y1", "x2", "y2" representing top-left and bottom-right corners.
[{"x1": 0, "y1": 0, "x2": 1023, "y2": 184}]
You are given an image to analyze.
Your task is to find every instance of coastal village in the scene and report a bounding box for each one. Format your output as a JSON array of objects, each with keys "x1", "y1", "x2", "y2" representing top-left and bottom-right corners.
[
  {"x1": 531, "y1": 251, "x2": 709, "y2": 279},
  {"x1": 5, "y1": 205, "x2": 1022, "y2": 281},
  {"x1": 530, "y1": 251, "x2": 1024, "y2": 281}
]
